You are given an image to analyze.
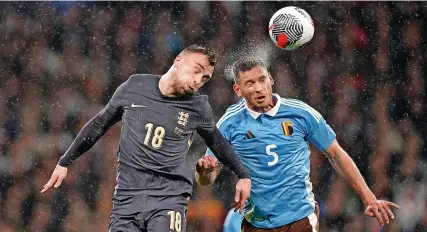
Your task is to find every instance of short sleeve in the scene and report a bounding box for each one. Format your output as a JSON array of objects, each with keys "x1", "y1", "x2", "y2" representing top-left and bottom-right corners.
[{"x1": 306, "y1": 113, "x2": 336, "y2": 151}]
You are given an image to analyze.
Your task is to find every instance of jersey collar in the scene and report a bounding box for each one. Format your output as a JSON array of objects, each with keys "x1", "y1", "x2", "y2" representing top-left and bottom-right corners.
[{"x1": 246, "y1": 94, "x2": 281, "y2": 119}]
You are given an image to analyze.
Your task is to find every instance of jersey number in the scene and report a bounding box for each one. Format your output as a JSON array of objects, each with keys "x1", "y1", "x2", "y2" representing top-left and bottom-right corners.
[
  {"x1": 144, "y1": 123, "x2": 165, "y2": 149},
  {"x1": 167, "y1": 210, "x2": 182, "y2": 232},
  {"x1": 266, "y1": 144, "x2": 278, "y2": 166}
]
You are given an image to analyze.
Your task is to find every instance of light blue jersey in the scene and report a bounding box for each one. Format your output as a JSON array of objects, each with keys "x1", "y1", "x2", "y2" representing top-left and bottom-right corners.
[
  {"x1": 223, "y1": 209, "x2": 243, "y2": 232},
  {"x1": 207, "y1": 94, "x2": 336, "y2": 229}
]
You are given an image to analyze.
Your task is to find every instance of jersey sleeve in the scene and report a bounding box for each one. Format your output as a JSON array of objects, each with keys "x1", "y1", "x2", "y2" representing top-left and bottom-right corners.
[
  {"x1": 105, "y1": 78, "x2": 129, "y2": 117},
  {"x1": 205, "y1": 113, "x2": 231, "y2": 157},
  {"x1": 58, "y1": 79, "x2": 129, "y2": 167},
  {"x1": 196, "y1": 97, "x2": 216, "y2": 134},
  {"x1": 304, "y1": 107, "x2": 336, "y2": 151},
  {"x1": 196, "y1": 97, "x2": 231, "y2": 154}
]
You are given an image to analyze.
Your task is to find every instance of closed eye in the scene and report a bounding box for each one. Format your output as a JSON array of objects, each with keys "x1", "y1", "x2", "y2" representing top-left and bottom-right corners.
[
  {"x1": 246, "y1": 81, "x2": 254, "y2": 87},
  {"x1": 202, "y1": 75, "x2": 211, "y2": 83}
]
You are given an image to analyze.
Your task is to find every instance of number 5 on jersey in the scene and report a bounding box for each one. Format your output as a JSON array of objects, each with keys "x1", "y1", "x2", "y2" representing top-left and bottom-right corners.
[
  {"x1": 266, "y1": 144, "x2": 278, "y2": 166},
  {"x1": 144, "y1": 123, "x2": 165, "y2": 149}
]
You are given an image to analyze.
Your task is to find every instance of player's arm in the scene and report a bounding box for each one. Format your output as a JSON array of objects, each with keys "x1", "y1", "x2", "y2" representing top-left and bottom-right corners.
[
  {"x1": 302, "y1": 102, "x2": 400, "y2": 226},
  {"x1": 195, "y1": 114, "x2": 229, "y2": 186},
  {"x1": 324, "y1": 140, "x2": 376, "y2": 205},
  {"x1": 324, "y1": 140, "x2": 399, "y2": 226},
  {"x1": 196, "y1": 100, "x2": 250, "y2": 213},
  {"x1": 197, "y1": 126, "x2": 250, "y2": 213},
  {"x1": 41, "y1": 80, "x2": 129, "y2": 193},
  {"x1": 197, "y1": 126, "x2": 248, "y2": 179}
]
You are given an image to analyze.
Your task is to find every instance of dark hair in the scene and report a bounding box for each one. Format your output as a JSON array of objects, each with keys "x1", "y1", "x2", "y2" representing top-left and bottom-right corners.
[
  {"x1": 232, "y1": 58, "x2": 268, "y2": 83},
  {"x1": 181, "y1": 44, "x2": 217, "y2": 66}
]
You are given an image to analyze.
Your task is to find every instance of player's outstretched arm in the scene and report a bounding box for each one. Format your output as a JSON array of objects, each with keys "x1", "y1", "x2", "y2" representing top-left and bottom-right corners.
[
  {"x1": 42, "y1": 80, "x2": 128, "y2": 194},
  {"x1": 195, "y1": 155, "x2": 222, "y2": 186},
  {"x1": 324, "y1": 139, "x2": 399, "y2": 226},
  {"x1": 41, "y1": 106, "x2": 121, "y2": 193}
]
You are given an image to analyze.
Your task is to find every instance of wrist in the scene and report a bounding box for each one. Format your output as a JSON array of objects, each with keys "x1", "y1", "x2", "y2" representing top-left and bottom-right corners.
[
  {"x1": 237, "y1": 172, "x2": 250, "y2": 180},
  {"x1": 362, "y1": 193, "x2": 378, "y2": 206},
  {"x1": 196, "y1": 169, "x2": 211, "y2": 177},
  {"x1": 57, "y1": 160, "x2": 69, "y2": 168},
  {"x1": 195, "y1": 172, "x2": 213, "y2": 186}
]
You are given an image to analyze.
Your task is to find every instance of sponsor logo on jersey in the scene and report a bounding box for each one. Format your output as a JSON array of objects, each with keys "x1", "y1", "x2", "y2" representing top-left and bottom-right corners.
[{"x1": 243, "y1": 130, "x2": 256, "y2": 140}]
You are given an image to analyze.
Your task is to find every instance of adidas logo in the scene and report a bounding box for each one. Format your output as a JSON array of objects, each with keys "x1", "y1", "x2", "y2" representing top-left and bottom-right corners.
[{"x1": 243, "y1": 130, "x2": 256, "y2": 140}]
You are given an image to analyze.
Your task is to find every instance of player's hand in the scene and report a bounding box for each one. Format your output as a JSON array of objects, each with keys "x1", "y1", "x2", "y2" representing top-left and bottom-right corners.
[
  {"x1": 364, "y1": 200, "x2": 399, "y2": 226},
  {"x1": 232, "y1": 178, "x2": 251, "y2": 214},
  {"x1": 41, "y1": 164, "x2": 68, "y2": 193},
  {"x1": 196, "y1": 155, "x2": 218, "y2": 176}
]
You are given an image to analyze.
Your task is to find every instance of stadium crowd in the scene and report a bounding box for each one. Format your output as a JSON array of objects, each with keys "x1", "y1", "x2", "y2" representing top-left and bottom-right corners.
[{"x1": 0, "y1": 2, "x2": 426, "y2": 232}]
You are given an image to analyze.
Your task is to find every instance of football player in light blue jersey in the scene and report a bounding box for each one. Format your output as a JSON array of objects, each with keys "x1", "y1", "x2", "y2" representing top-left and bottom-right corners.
[{"x1": 195, "y1": 59, "x2": 399, "y2": 232}]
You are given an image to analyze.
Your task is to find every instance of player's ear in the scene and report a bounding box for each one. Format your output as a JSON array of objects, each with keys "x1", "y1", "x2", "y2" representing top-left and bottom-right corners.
[
  {"x1": 233, "y1": 84, "x2": 242, "y2": 97},
  {"x1": 269, "y1": 74, "x2": 274, "y2": 85},
  {"x1": 174, "y1": 55, "x2": 183, "y2": 68}
]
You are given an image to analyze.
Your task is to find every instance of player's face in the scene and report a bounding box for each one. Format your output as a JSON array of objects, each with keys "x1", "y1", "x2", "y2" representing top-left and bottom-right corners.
[
  {"x1": 173, "y1": 52, "x2": 214, "y2": 95},
  {"x1": 233, "y1": 65, "x2": 274, "y2": 110}
]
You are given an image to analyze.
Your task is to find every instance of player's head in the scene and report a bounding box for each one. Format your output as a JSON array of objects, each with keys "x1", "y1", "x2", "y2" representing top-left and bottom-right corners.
[
  {"x1": 232, "y1": 59, "x2": 274, "y2": 111},
  {"x1": 172, "y1": 44, "x2": 217, "y2": 95}
]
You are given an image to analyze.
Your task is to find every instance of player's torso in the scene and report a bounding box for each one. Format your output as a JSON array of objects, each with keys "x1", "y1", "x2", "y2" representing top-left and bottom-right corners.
[
  {"x1": 229, "y1": 110, "x2": 310, "y2": 181},
  {"x1": 228, "y1": 107, "x2": 314, "y2": 226},
  {"x1": 118, "y1": 74, "x2": 203, "y2": 170},
  {"x1": 115, "y1": 74, "x2": 205, "y2": 196}
]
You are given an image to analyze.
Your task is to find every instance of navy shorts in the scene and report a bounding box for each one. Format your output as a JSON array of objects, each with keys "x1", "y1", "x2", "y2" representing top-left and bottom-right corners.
[{"x1": 109, "y1": 194, "x2": 189, "y2": 232}]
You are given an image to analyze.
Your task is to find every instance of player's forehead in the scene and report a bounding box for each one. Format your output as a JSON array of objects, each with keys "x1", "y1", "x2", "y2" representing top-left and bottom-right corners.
[
  {"x1": 185, "y1": 53, "x2": 211, "y2": 67},
  {"x1": 238, "y1": 65, "x2": 268, "y2": 82}
]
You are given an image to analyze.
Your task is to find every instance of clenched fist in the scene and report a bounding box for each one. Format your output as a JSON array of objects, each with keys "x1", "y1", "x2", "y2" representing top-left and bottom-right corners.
[{"x1": 196, "y1": 155, "x2": 219, "y2": 175}]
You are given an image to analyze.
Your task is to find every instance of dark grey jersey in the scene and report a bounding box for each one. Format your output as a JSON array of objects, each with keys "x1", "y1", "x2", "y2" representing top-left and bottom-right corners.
[
  {"x1": 109, "y1": 74, "x2": 214, "y2": 196},
  {"x1": 59, "y1": 74, "x2": 249, "y2": 197}
]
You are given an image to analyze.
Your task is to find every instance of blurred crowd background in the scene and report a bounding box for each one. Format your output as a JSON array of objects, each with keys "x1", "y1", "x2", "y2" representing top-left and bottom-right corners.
[{"x1": 0, "y1": 1, "x2": 426, "y2": 232}]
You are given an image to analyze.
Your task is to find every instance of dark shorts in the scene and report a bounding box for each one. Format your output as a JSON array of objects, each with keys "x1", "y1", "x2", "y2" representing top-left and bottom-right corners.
[
  {"x1": 109, "y1": 194, "x2": 189, "y2": 232},
  {"x1": 241, "y1": 204, "x2": 320, "y2": 232}
]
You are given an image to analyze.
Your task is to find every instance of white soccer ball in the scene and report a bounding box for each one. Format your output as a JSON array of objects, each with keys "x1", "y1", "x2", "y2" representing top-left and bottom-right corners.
[{"x1": 268, "y1": 6, "x2": 314, "y2": 50}]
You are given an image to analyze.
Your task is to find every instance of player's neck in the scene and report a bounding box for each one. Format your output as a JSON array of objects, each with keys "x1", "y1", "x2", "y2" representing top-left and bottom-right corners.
[
  {"x1": 159, "y1": 73, "x2": 180, "y2": 97},
  {"x1": 249, "y1": 97, "x2": 277, "y2": 113}
]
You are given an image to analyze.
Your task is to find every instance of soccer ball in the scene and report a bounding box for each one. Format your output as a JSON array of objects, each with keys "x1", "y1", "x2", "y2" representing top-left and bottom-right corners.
[{"x1": 268, "y1": 6, "x2": 314, "y2": 50}]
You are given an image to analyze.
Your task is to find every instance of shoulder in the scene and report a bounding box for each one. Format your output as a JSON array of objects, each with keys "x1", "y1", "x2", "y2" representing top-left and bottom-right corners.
[
  {"x1": 122, "y1": 74, "x2": 161, "y2": 95},
  {"x1": 216, "y1": 98, "x2": 246, "y2": 128},
  {"x1": 192, "y1": 94, "x2": 211, "y2": 112},
  {"x1": 127, "y1": 73, "x2": 160, "y2": 85},
  {"x1": 280, "y1": 98, "x2": 323, "y2": 123},
  {"x1": 193, "y1": 92, "x2": 209, "y2": 101}
]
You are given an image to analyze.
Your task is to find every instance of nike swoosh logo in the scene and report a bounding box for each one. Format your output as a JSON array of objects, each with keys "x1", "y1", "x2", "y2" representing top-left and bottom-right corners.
[{"x1": 131, "y1": 103, "x2": 146, "y2": 108}]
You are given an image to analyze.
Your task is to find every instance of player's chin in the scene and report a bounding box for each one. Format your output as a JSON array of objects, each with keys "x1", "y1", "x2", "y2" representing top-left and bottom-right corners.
[
  {"x1": 253, "y1": 99, "x2": 268, "y2": 107},
  {"x1": 180, "y1": 87, "x2": 191, "y2": 95},
  {"x1": 184, "y1": 89, "x2": 196, "y2": 95}
]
